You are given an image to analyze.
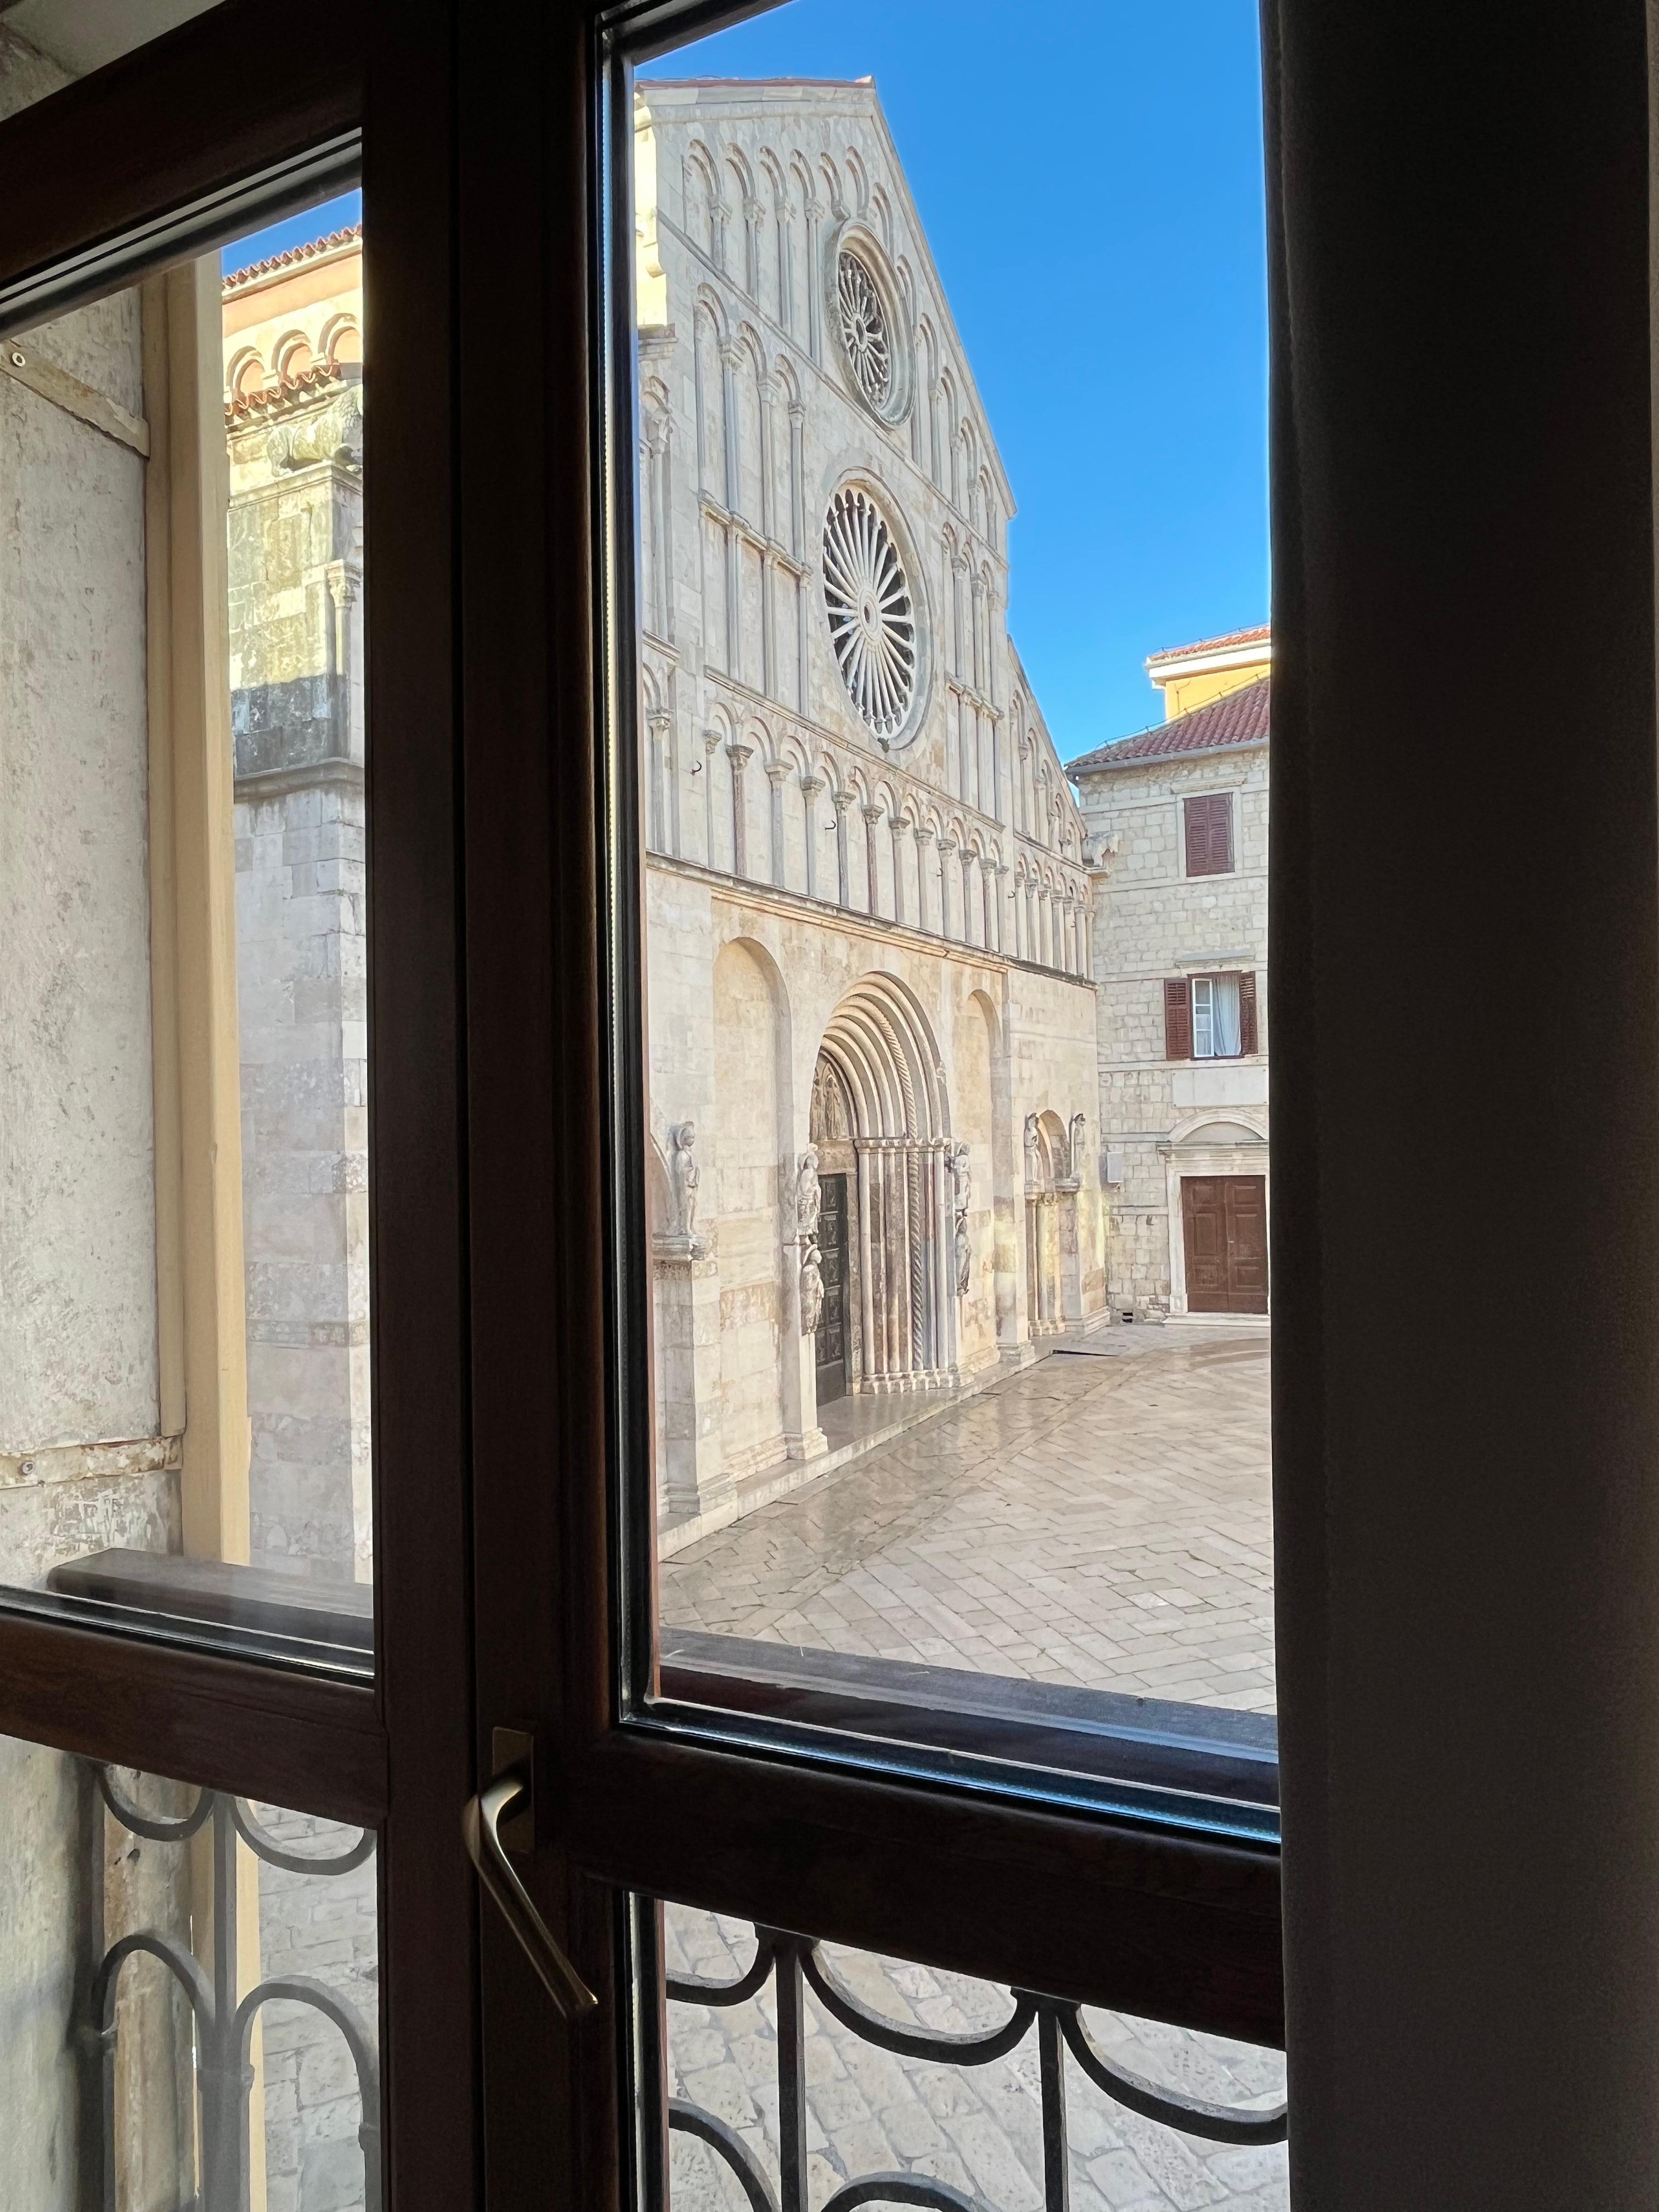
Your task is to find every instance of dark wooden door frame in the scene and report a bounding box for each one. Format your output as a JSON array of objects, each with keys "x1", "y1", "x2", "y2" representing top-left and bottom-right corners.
[
  {"x1": 815, "y1": 1171, "x2": 849, "y2": 1405},
  {"x1": 0, "y1": 9, "x2": 481, "y2": 2208}
]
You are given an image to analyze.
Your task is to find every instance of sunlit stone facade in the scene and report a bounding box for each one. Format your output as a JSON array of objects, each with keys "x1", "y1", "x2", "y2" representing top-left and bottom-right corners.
[{"x1": 636, "y1": 81, "x2": 1105, "y2": 1536}]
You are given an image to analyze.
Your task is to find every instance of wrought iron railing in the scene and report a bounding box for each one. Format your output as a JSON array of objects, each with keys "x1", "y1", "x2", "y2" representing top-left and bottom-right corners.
[
  {"x1": 87, "y1": 1765, "x2": 380, "y2": 2212},
  {"x1": 667, "y1": 1924, "x2": 1286, "y2": 2212}
]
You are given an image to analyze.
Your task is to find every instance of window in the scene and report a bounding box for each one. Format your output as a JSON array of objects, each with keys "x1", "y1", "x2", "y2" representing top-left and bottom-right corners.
[
  {"x1": 1165, "y1": 972, "x2": 1259, "y2": 1058},
  {"x1": 1184, "y1": 790, "x2": 1235, "y2": 876}
]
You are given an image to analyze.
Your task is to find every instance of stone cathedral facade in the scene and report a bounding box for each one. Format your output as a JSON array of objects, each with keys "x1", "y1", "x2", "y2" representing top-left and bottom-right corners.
[{"x1": 635, "y1": 81, "x2": 1106, "y2": 1539}]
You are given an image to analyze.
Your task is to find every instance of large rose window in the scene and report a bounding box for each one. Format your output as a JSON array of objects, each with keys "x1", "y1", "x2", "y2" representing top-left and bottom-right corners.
[{"x1": 822, "y1": 485, "x2": 917, "y2": 740}]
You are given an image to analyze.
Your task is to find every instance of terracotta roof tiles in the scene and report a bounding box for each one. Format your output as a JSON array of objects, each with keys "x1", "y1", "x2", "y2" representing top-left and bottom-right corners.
[
  {"x1": 223, "y1": 225, "x2": 364, "y2": 294},
  {"x1": 1146, "y1": 622, "x2": 1271, "y2": 665},
  {"x1": 1067, "y1": 676, "x2": 1269, "y2": 776}
]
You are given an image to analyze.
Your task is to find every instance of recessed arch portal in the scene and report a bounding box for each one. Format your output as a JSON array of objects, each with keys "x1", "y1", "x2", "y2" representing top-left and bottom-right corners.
[{"x1": 809, "y1": 975, "x2": 958, "y2": 1391}]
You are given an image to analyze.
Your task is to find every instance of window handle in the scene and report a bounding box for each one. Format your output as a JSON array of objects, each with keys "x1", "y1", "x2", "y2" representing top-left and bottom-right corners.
[{"x1": 462, "y1": 1746, "x2": 598, "y2": 2022}]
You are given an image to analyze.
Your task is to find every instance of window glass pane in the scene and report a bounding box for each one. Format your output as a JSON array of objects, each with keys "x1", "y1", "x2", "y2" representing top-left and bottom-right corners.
[
  {"x1": 0, "y1": 184, "x2": 373, "y2": 1670},
  {"x1": 662, "y1": 1901, "x2": 1286, "y2": 2212},
  {"x1": 1192, "y1": 977, "x2": 1214, "y2": 1058},
  {"x1": 0, "y1": 1733, "x2": 380, "y2": 2210},
  {"x1": 624, "y1": 0, "x2": 1272, "y2": 1812}
]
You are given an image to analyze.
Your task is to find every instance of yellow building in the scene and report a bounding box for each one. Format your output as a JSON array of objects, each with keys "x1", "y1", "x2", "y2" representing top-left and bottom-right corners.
[{"x1": 1145, "y1": 622, "x2": 1271, "y2": 721}]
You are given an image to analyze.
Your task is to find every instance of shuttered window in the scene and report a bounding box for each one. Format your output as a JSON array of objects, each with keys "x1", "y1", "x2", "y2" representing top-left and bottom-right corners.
[
  {"x1": 1165, "y1": 970, "x2": 1260, "y2": 1059},
  {"x1": 1183, "y1": 791, "x2": 1235, "y2": 876},
  {"x1": 1164, "y1": 977, "x2": 1192, "y2": 1059}
]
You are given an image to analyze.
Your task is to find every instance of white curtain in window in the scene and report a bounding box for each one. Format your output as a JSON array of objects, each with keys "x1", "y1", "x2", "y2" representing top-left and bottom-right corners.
[
  {"x1": 1210, "y1": 974, "x2": 1243, "y2": 1056},
  {"x1": 1192, "y1": 975, "x2": 1214, "y2": 1057}
]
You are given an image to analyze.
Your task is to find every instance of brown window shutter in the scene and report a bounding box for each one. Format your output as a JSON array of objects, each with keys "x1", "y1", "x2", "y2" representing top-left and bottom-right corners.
[
  {"x1": 1164, "y1": 977, "x2": 1192, "y2": 1059},
  {"x1": 1239, "y1": 969, "x2": 1258, "y2": 1053},
  {"x1": 1183, "y1": 798, "x2": 1207, "y2": 877},
  {"x1": 1216, "y1": 792, "x2": 1235, "y2": 873}
]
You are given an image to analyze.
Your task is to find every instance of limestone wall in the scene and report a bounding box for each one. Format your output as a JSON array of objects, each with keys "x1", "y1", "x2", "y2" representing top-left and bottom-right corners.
[{"x1": 1075, "y1": 746, "x2": 1269, "y2": 1315}]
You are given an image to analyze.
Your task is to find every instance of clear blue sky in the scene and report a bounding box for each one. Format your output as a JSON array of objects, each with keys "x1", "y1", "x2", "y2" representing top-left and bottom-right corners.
[
  {"x1": 225, "y1": 3, "x2": 1268, "y2": 759},
  {"x1": 649, "y1": 0, "x2": 1268, "y2": 755}
]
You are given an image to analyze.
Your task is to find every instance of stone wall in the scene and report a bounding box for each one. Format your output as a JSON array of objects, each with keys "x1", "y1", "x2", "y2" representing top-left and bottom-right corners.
[
  {"x1": 228, "y1": 410, "x2": 369, "y2": 1581},
  {"x1": 1074, "y1": 746, "x2": 1269, "y2": 1316}
]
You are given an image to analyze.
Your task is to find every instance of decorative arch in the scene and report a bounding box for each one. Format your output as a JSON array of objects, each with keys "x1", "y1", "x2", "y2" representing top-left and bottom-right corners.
[{"x1": 811, "y1": 974, "x2": 958, "y2": 1391}]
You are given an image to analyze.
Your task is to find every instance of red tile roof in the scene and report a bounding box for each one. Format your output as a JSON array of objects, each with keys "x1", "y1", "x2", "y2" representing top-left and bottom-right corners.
[
  {"x1": 1146, "y1": 622, "x2": 1271, "y2": 665},
  {"x1": 223, "y1": 225, "x2": 363, "y2": 293},
  {"x1": 1068, "y1": 676, "x2": 1270, "y2": 776}
]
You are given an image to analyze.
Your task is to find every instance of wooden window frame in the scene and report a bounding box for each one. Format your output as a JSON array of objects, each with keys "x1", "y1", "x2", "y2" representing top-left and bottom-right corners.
[{"x1": 0, "y1": 8, "x2": 483, "y2": 2208}]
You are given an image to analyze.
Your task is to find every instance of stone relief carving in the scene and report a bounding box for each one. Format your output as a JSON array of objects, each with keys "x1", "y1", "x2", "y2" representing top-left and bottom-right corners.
[
  {"x1": 950, "y1": 1140, "x2": 972, "y2": 1297},
  {"x1": 794, "y1": 1146, "x2": 824, "y2": 1330},
  {"x1": 267, "y1": 387, "x2": 364, "y2": 476},
  {"x1": 1069, "y1": 1113, "x2": 1087, "y2": 1184},
  {"x1": 667, "y1": 1121, "x2": 704, "y2": 1255}
]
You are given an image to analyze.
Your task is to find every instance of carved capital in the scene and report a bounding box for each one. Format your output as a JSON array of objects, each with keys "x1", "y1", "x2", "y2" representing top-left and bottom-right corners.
[{"x1": 726, "y1": 741, "x2": 754, "y2": 769}]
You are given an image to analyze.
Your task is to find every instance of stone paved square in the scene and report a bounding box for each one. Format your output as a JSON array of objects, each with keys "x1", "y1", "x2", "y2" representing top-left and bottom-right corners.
[
  {"x1": 662, "y1": 1329, "x2": 1275, "y2": 1713},
  {"x1": 661, "y1": 1329, "x2": 1282, "y2": 2212}
]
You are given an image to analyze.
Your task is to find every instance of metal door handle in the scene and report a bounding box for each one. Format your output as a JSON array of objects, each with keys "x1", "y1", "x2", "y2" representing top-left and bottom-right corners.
[{"x1": 462, "y1": 1769, "x2": 598, "y2": 2019}]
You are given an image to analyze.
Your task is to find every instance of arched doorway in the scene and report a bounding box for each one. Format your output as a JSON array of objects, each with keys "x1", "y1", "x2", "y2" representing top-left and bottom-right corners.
[
  {"x1": 810, "y1": 975, "x2": 957, "y2": 1393},
  {"x1": 1023, "y1": 1108, "x2": 1077, "y2": 1336}
]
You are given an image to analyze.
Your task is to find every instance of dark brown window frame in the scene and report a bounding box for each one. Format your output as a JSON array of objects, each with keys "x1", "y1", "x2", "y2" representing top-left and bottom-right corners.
[
  {"x1": 546, "y1": 0, "x2": 1285, "y2": 2055},
  {"x1": 0, "y1": 9, "x2": 484, "y2": 2207}
]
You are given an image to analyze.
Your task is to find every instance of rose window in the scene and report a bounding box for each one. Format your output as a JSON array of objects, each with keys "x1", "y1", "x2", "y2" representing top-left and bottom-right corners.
[
  {"x1": 836, "y1": 250, "x2": 891, "y2": 410},
  {"x1": 822, "y1": 486, "x2": 917, "y2": 739}
]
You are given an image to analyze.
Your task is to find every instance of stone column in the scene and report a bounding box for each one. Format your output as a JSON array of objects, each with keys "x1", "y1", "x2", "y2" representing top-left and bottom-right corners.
[
  {"x1": 889, "y1": 813, "x2": 909, "y2": 927},
  {"x1": 854, "y1": 1139, "x2": 877, "y2": 1390},
  {"x1": 702, "y1": 727, "x2": 720, "y2": 866},
  {"x1": 647, "y1": 708, "x2": 673, "y2": 856},
  {"x1": 787, "y1": 402, "x2": 806, "y2": 560},
  {"x1": 938, "y1": 837, "x2": 958, "y2": 938},
  {"x1": 833, "y1": 789, "x2": 853, "y2": 907},
  {"x1": 803, "y1": 196, "x2": 823, "y2": 361},
  {"x1": 862, "y1": 803, "x2": 884, "y2": 919},
  {"x1": 653, "y1": 1239, "x2": 729, "y2": 1522},
  {"x1": 801, "y1": 773, "x2": 823, "y2": 900},
  {"x1": 961, "y1": 848, "x2": 978, "y2": 947},
  {"x1": 727, "y1": 741, "x2": 753, "y2": 879},
  {"x1": 765, "y1": 759, "x2": 787, "y2": 887},
  {"x1": 915, "y1": 823, "x2": 936, "y2": 933}
]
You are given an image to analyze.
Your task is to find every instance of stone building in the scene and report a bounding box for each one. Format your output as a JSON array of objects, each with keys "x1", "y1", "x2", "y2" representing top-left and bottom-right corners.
[
  {"x1": 634, "y1": 78, "x2": 1105, "y2": 1539},
  {"x1": 1069, "y1": 628, "x2": 1270, "y2": 1321},
  {"x1": 221, "y1": 230, "x2": 369, "y2": 1580}
]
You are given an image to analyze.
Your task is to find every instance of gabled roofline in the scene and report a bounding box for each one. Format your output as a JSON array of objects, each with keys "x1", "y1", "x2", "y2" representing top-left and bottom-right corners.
[{"x1": 639, "y1": 76, "x2": 1019, "y2": 520}]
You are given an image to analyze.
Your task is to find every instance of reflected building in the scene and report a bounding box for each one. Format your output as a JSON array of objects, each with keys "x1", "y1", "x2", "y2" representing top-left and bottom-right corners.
[{"x1": 635, "y1": 80, "x2": 1107, "y2": 1541}]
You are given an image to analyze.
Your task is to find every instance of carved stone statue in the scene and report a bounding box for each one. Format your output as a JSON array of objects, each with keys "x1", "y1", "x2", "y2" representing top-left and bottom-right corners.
[
  {"x1": 795, "y1": 1146, "x2": 821, "y2": 1239},
  {"x1": 799, "y1": 1239, "x2": 825, "y2": 1334},
  {"x1": 950, "y1": 1141, "x2": 972, "y2": 1297},
  {"x1": 950, "y1": 1141, "x2": 972, "y2": 1218},
  {"x1": 1069, "y1": 1113, "x2": 1087, "y2": 1183},
  {"x1": 1023, "y1": 1113, "x2": 1042, "y2": 1190},
  {"x1": 670, "y1": 1121, "x2": 700, "y2": 1242}
]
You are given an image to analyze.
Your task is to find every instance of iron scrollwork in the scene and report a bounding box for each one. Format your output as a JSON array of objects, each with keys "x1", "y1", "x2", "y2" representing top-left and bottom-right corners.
[
  {"x1": 667, "y1": 1923, "x2": 1286, "y2": 2212},
  {"x1": 89, "y1": 1765, "x2": 380, "y2": 2212}
]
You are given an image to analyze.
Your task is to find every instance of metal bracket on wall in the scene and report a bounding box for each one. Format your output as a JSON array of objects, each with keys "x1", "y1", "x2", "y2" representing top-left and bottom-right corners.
[{"x1": 1, "y1": 335, "x2": 149, "y2": 457}]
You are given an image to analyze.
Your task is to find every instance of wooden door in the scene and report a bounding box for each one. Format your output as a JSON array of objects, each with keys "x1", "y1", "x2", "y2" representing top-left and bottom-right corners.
[
  {"x1": 1183, "y1": 1174, "x2": 1269, "y2": 1313},
  {"x1": 815, "y1": 1171, "x2": 848, "y2": 1406}
]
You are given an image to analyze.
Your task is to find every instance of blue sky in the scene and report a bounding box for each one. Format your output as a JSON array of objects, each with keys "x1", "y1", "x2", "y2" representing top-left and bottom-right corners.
[
  {"x1": 648, "y1": 0, "x2": 1268, "y2": 753},
  {"x1": 225, "y1": 3, "x2": 1267, "y2": 758}
]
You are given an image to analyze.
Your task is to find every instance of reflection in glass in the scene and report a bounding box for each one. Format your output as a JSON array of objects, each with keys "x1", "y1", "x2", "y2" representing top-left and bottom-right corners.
[
  {"x1": 0, "y1": 194, "x2": 371, "y2": 1665},
  {"x1": 663, "y1": 1904, "x2": 1285, "y2": 2212},
  {"x1": 0, "y1": 1736, "x2": 379, "y2": 2210}
]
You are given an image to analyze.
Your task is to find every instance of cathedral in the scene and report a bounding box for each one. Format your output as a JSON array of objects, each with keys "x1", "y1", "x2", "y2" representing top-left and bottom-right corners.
[{"x1": 634, "y1": 80, "x2": 1107, "y2": 1540}]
